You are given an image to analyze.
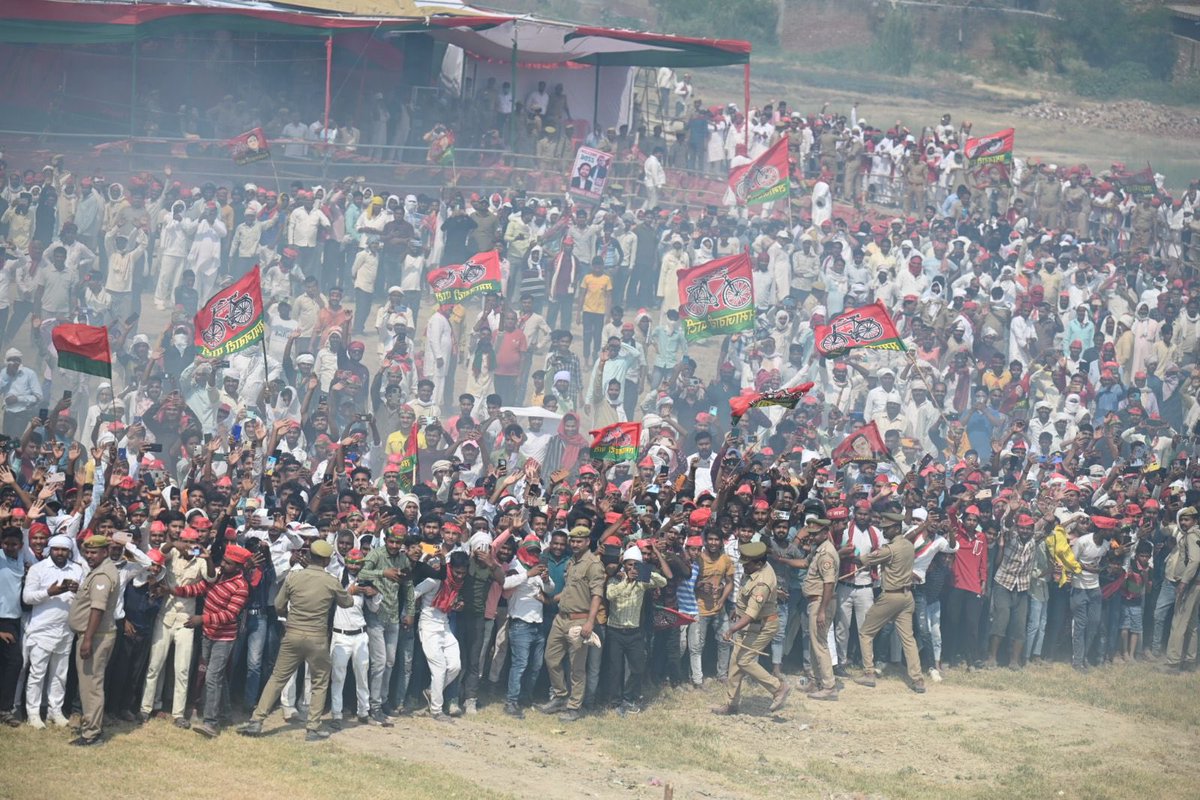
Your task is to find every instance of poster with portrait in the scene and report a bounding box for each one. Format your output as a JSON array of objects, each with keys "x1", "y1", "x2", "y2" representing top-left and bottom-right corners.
[
  {"x1": 227, "y1": 127, "x2": 271, "y2": 166},
  {"x1": 567, "y1": 146, "x2": 612, "y2": 204}
]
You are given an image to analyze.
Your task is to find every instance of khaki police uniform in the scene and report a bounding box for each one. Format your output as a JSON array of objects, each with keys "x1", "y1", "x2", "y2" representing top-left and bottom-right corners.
[
  {"x1": 1165, "y1": 521, "x2": 1200, "y2": 668},
  {"x1": 803, "y1": 535, "x2": 840, "y2": 691},
  {"x1": 251, "y1": 562, "x2": 352, "y2": 732},
  {"x1": 544, "y1": 548, "x2": 605, "y2": 711},
  {"x1": 858, "y1": 528, "x2": 924, "y2": 685},
  {"x1": 69, "y1": 558, "x2": 120, "y2": 742},
  {"x1": 726, "y1": 550, "x2": 783, "y2": 705}
]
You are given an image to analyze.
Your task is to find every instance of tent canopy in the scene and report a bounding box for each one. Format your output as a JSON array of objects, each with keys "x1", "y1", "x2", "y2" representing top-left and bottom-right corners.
[{"x1": 0, "y1": 0, "x2": 750, "y2": 67}]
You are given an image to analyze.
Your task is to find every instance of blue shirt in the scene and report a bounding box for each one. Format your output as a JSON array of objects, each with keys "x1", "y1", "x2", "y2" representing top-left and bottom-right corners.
[
  {"x1": 0, "y1": 553, "x2": 24, "y2": 619},
  {"x1": 676, "y1": 561, "x2": 699, "y2": 617},
  {"x1": 0, "y1": 364, "x2": 43, "y2": 414},
  {"x1": 650, "y1": 324, "x2": 688, "y2": 369}
]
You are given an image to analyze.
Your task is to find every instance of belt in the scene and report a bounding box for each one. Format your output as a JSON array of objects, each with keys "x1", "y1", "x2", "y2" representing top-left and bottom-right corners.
[
  {"x1": 884, "y1": 587, "x2": 912, "y2": 593},
  {"x1": 333, "y1": 627, "x2": 367, "y2": 636},
  {"x1": 559, "y1": 611, "x2": 590, "y2": 620}
]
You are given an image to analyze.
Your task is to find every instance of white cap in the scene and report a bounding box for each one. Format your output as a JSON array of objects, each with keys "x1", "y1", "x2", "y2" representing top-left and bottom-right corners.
[{"x1": 622, "y1": 546, "x2": 643, "y2": 562}]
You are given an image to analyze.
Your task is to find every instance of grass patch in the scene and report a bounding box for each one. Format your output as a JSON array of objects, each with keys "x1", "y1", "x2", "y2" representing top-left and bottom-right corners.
[{"x1": 0, "y1": 721, "x2": 512, "y2": 800}]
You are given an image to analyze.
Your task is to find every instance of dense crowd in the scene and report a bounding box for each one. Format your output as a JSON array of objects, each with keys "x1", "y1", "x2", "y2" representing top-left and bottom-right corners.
[{"x1": 1, "y1": 84, "x2": 1199, "y2": 748}]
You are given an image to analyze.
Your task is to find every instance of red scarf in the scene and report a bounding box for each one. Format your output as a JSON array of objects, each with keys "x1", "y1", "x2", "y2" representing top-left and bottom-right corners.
[{"x1": 431, "y1": 570, "x2": 463, "y2": 614}]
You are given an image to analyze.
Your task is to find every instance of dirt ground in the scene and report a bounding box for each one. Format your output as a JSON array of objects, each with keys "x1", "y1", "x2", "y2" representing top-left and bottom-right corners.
[{"x1": 6, "y1": 661, "x2": 1195, "y2": 800}]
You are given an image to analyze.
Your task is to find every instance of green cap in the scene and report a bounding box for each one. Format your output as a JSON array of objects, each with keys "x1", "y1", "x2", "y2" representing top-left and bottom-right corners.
[
  {"x1": 809, "y1": 518, "x2": 831, "y2": 528},
  {"x1": 880, "y1": 512, "x2": 906, "y2": 526},
  {"x1": 568, "y1": 525, "x2": 592, "y2": 540},
  {"x1": 310, "y1": 540, "x2": 334, "y2": 558},
  {"x1": 739, "y1": 541, "x2": 768, "y2": 560},
  {"x1": 83, "y1": 535, "x2": 110, "y2": 549}
]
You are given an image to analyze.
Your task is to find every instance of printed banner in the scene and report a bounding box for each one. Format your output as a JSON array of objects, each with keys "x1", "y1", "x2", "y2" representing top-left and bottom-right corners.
[
  {"x1": 814, "y1": 301, "x2": 906, "y2": 356},
  {"x1": 677, "y1": 253, "x2": 755, "y2": 342},
  {"x1": 728, "y1": 135, "x2": 790, "y2": 206},
  {"x1": 831, "y1": 420, "x2": 892, "y2": 467},
  {"x1": 589, "y1": 421, "x2": 642, "y2": 462},
  {"x1": 964, "y1": 127, "x2": 1014, "y2": 188},
  {"x1": 193, "y1": 265, "x2": 266, "y2": 359},
  {"x1": 1115, "y1": 166, "x2": 1155, "y2": 197},
  {"x1": 568, "y1": 146, "x2": 613, "y2": 204},
  {"x1": 396, "y1": 423, "x2": 419, "y2": 491},
  {"x1": 729, "y1": 382, "x2": 815, "y2": 422},
  {"x1": 427, "y1": 251, "x2": 503, "y2": 304},
  {"x1": 227, "y1": 128, "x2": 270, "y2": 166}
]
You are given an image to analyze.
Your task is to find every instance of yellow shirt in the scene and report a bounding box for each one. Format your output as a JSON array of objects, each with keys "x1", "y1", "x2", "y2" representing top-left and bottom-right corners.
[
  {"x1": 580, "y1": 273, "x2": 612, "y2": 314},
  {"x1": 384, "y1": 429, "x2": 409, "y2": 456}
]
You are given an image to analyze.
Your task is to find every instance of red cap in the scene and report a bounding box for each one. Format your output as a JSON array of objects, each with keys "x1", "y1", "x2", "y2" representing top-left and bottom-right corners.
[
  {"x1": 688, "y1": 508, "x2": 712, "y2": 526},
  {"x1": 146, "y1": 548, "x2": 167, "y2": 566},
  {"x1": 826, "y1": 506, "x2": 849, "y2": 520},
  {"x1": 224, "y1": 544, "x2": 253, "y2": 565},
  {"x1": 1091, "y1": 515, "x2": 1119, "y2": 530},
  {"x1": 1016, "y1": 514, "x2": 1036, "y2": 526},
  {"x1": 684, "y1": 535, "x2": 703, "y2": 548}
]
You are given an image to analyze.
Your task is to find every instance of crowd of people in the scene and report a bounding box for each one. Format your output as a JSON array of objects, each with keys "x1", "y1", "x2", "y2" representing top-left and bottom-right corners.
[{"x1": 1, "y1": 83, "x2": 1199, "y2": 749}]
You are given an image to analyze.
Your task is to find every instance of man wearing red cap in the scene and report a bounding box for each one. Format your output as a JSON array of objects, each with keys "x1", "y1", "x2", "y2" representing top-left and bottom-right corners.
[
  {"x1": 985, "y1": 513, "x2": 1039, "y2": 669},
  {"x1": 141, "y1": 527, "x2": 212, "y2": 727},
  {"x1": 689, "y1": 524, "x2": 732, "y2": 686},
  {"x1": 171, "y1": 544, "x2": 252, "y2": 737},
  {"x1": 1070, "y1": 516, "x2": 1117, "y2": 672}
]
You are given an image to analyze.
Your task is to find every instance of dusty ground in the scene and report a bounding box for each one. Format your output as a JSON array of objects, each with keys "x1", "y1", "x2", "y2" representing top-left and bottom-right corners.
[{"x1": 4, "y1": 661, "x2": 1197, "y2": 800}]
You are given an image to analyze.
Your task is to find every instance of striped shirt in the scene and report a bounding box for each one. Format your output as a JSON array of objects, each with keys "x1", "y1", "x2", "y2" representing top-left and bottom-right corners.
[
  {"x1": 173, "y1": 573, "x2": 250, "y2": 641},
  {"x1": 993, "y1": 535, "x2": 1038, "y2": 594},
  {"x1": 676, "y1": 561, "x2": 700, "y2": 617}
]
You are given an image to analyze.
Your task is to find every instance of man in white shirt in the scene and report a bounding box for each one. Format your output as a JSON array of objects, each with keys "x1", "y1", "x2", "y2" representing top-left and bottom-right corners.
[
  {"x1": 501, "y1": 535, "x2": 555, "y2": 718},
  {"x1": 22, "y1": 534, "x2": 83, "y2": 728},
  {"x1": 834, "y1": 506, "x2": 880, "y2": 668},
  {"x1": 329, "y1": 549, "x2": 380, "y2": 728},
  {"x1": 413, "y1": 551, "x2": 469, "y2": 720},
  {"x1": 424, "y1": 303, "x2": 454, "y2": 406},
  {"x1": 643, "y1": 148, "x2": 667, "y2": 210},
  {"x1": 287, "y1": 192, "x2": 330, "y2": 277},
  {"x1": 1070, "y1": 516, "x2": 1114, "y2": 672}
]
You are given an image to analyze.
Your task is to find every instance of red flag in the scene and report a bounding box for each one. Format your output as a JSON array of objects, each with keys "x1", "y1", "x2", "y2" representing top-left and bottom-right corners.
[
  {"x1": 814, "y1": 301, "x2": 905, "y2": 356},
  {"x1": 194, "y1": 265, "x2": 266, "y2": 359},
  {"x1": 677, "y1": 253, "x2": 755, "y2": 342},
  {"x1": 729, "y1": 382, "x2": 814, "y2": 422},
  {"x1": 831, "y1": 421, "x2": 891, "y2": 467},
  {"x1": 964, "y1": 127, "x2": 1015, "y2": 188},
  {"x1": 227, "y1": 127, "x2": 270, "y2": 166},
  {"x1": 728, "y1": 136, "x2": 789, "y2": 206},
  {"x1": 588, "y1": 421, "x2": 642, "y2": 462},
  {"x1": 52, "y1": 323, "x2": 112, "y2": 378},
  {"x1": 427, "y1": 251, "x2": 503, "y2": 304}
]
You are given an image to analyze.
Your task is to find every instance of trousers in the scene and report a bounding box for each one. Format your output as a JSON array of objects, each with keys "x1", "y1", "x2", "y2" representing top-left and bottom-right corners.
[
  {"x1": 603, "y1": 626, "x2": 646, "y2": 705},
  {"x1": 835, "y1": 583, "x2": 874, "y2": 662},
  {"x1": 456, "y1": 613, "x2": 486, "y2": 704},
  {"x1": 860, "y1": 590, "x2": 922, "y2": 683},
  {"x1": 330, "y1": 631, "x2": 370, "y2": 719},
  {"x1": 1025, "y1": 596, "x2": 1048, "y2": 659},
  {"x1": 506, "y1": 618, "x2": 545, "y2": 705},
  {"x1": 366, "y1": 620, "x2": 399, "y2": 714},
  {"x1": 544, "y1": 614, "x2": 590, "y2": 710},
  {"x1": 155, "y1": 254, "x2": 186, "y2": 305},
  {"x1": 419, "y1": 619, "x2": 461, "y2": 714},
  {"x1": 807, "y1": 597, "x2": 836, "y2": 690},
  {"x1": 252, "y1": 631, "x2": 331, "y2": 733},
  {"x1": 141, "y1": 620, "x2": 193, "y2": 717},
  {"x1": 76, "y1": 633, "x2": 116, "y2": 741},
  {"x1": 1165, "y1": 583, "x2": 1200, "y2": 668},
  {"x1": 726, "y1": 620, "x2": 781, "y2": 704},
  {"x1": 1070, "y1": 587, "x2": 1102, "y2": 667},
  {"x1": 0, "y1": 618, "x2": 22, "y2": 711},
  {"x1": 24, "y1": 635, "x2": 71, "y2": 720},
  {"x1": 689, "y1": 612, "x2": 731, "y2": 684},
  {"x1": 1153, "y1": 580, "x2": 1178, "y2": 653},
  {"x1": 200, "y1": 637, "x2": 234, "y2": 727}
]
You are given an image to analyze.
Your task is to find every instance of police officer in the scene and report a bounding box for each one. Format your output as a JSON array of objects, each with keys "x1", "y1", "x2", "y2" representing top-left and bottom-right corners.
[
  {"x1": 802, "y1": 520, "x2": 840, "y2": 701},
  {"x1": 853, "y1": 512, "x2": 926, "y2": 694},
  {"x1": 714, "y1": 541, "x2": 790, "y2": 715},
  {"x1": 239, "y1": 539, "x2": 354, "y2": 741},
  {"x1": 69, "y1": 535, "x2": 120, "y2": 746}
]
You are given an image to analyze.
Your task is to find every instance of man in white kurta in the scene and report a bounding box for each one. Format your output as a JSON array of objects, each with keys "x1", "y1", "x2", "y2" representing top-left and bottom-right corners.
[{"x1": 424, "y1": 303, "x2": 454, "y2": 402}]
